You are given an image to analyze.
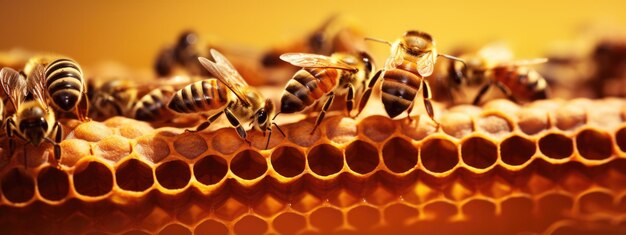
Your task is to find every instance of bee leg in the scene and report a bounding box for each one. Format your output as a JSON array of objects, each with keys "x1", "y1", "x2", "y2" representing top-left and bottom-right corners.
[
  {"x1": 6, "y1": 118, "x2": 30, "y2": 167},
  {"x1": 406, "y1": 102, "x2": 415, "y2": 122},
  {"x1": 77, "y1": 87, "x2": 92, "y2": 122},
  {"x1": 473, "y1": 81, "x2": 493, "y2": 105},
  {"x1": 357, "y1": 70, "x2": 383, "y2": 116},
  {"x1": 46, "y1": 121, "x2": 64, "y2": 162},
  {"x1": 224, "y1": 108, "x2": 251, "y2": 146},
  {"x1": 311, "y1": 92, "x2": 335, "y2": 135},
  {"x1": 494, "y1": 81, "x2": 518, "y2": 103},
  {"x1": 422, "y1": 80, "x2": 440, "y2": 127},
  {"x1": 346, "y1": 83, "x2": 355, "y2": 117},
  {"x1": 189, "y1": 111, "x2": 224, "y2": 133},
  {"x1": 265, "y1": 123, "x2": 286, "y2": 150}
]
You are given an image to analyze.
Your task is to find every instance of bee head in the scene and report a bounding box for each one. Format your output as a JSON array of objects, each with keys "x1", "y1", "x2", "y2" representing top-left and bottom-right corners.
[
  {"x1": 402, "y1": 30, "x2": 434, "y2": 54},
  {"x1": 255, "y1": 99, "x2": 275, "y2": 132}
]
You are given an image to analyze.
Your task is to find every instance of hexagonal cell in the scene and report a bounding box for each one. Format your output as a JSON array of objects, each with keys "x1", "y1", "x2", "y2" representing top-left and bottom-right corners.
[
  {"x1": 230, "y1": 150, "x2": 267, "y2": 180},
  {"x1": 555, "y1": 103, "x2": 587, "y2": 131},
  {"x1": 536, "y1": 193, "x2": 574, "y2": 221},
  {"x1": 500, "y1": 135, "x2": 535, "y2": 166},
  {"x1": 211, "y1": 129, "x2": 244, "y2": 155},
  {"x1": 423, "y1": 201, "x2": 457, "y2": 220},
  {"x1": 155, "y1": 160, "x2": 191, "y2": 190},
  {"x1": 135, "y1": 136, "x2": 170, "y2": 163},
  {"x1": 476, "y1": 114, "x2": 512, "y2": 137},
  {"x1": 383, "y1": 203, "x2": 419, "y2": 226},
  {"x1": 73, "y1": 161, "x2": 114, "y2": 197},
  {"x1": 193, "y1": 155, "x2": 228, "y2": 186},
  {"x1": 517, "y1": 108, "x2": 548, "y2": 135},
  {"x1": 123, "y1": 230, "x2": 151, "y2": 235},
  {"x1": 345, "y1": 140, "x2": 379, "y2": 174},
  {"x1": 325, "y1": 116, "x2": 358, "y2": 144},
  {"x1": 307, "y1": 144, "x2": 344, "y2": 176},
  {"x1": 421, "y1": 138, "x2": 459, "y2": 173},
  {"x1": 59, "y1": 139, "x2": 92, "y2": 167},
  {"x1": 578, "y1": 191, "x2": 614, "y2": 214},
  {"x1": 576, "y1": 129, "x2": 613, "y2": 160},
  {"x1": 115, "y1": 158, "x2": 154, "y2": 192},
  {"x1": 287, "y1": 121, "x2": 322, "y2": 147},
  {"x1": 158, "y1": 223, "x2": 191, "y2": 235},
  {"x1": 310, "y1": 206, "x2": 344, "y2": 232},
  {"x1": 461, "y1": 199, "x2": 496, "y2": 220},
  {"x1": 1, "y1": 167, "x2": 35, "y2": 203},
  {"x1": 618, "y1": 127, "x2": 626, "y2": 154},
  {"x1": 358, "y1": 115, "x2": 396, "y2": 142},
  {"x1": 93, "y1": 135, "x2": 132, "y2": 162},
  {"x1": 72, "y1": 121, "x2": 113, "y2": 142},
  {"x1": 270, "y1": 146, "x2": 305, "y2": 178},
  {"x1": 460, "y1": 137, "x2": 498, "y2": 169},
  {"x1": 194, "y1": 219, "x2": 228, "y2": 235},
  {"x1": 440, "y1": 112, "x2": 474, "y2": 139},
  {"x1": 539, "y1": 133, "x2": 574, "y2": 159},
  {"x1": 273, "y1": 212, "x2": 307, "y2": 235},
  {"x1": 382, "y1": 137, "x2": 417, "y2": 174},
  {"x1": 37, "y1": 166, "x2": 70, "y2": 201},
  {"x1": 233, "y1": 215, "x2": 268, "y2": 235},
  {"x1": 347, "y1": 205, "x2": 381, "y2": 230},
  {"x1": 173, "y1": 133, "x2": 208, "y2": 159}
]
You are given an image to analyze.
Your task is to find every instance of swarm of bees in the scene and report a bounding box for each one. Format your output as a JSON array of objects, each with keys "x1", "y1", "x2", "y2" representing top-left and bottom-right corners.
[{"x1": 3, "y1": 17, "x2": 625, "y2": 168}]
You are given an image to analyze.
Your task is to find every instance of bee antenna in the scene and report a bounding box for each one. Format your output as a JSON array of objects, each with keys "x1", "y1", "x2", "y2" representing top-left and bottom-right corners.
[
  {"x1": 273, "y1": 122, "x2": 286, "y2": 137},
  {"x1": 364, "y1": 37, "x2": 392, "y2": 47},
  {"x1": 272, "y1": 112, "x2": 281, "y2": 121}
]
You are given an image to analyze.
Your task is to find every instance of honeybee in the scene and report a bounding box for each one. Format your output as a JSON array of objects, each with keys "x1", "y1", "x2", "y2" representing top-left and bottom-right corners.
[
  {"x1": 0, "y1": 66, "x2": 62, "y2": 166},
  {"x1": 362, "y1": 30, "x2": 465, "y2": 125},
  {"x1": 167, "y1": 49, "x2": 284, "y2": 149},
  {"x1": 155, "y1": 31, "x2": 209, "y2": 77},
  {"x1": 130, "y1": 86, "x2": 176, "y2": 122},
  {"x1": 89, "y1": 79, "x2": 138, "y2": 120},
  {"x1": 276, "y1": 52, "x2": 376, "y2": 133},
  {"x1": 27, "y1": 57, "x2": 89, "y2": 121},
  {"x1": 448, "y1": 44, "x2": 549, "y2": 104}
]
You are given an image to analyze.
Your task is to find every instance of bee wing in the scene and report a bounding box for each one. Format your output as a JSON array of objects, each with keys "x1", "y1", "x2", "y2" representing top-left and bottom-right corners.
[
  {"x1": 416, "y1": 50, "x2": 436, "y2": 77},
  {"x1": 198, "y1": 50, "x2": 252, "y2": 107},
  {"x1": 279, "y1": 53, "x2": 357, "y2": 71},
  {"x1": 27, "y1": 63, "x2": 49, "y2": 109},
  {"x1": 511, "y1": 58, "x2": 549, "y2": 66},
  {"x1": 478, "y1": 42, "x2": 514, "y2": 66},
  {"x1": 0, "y1": 67, "x2": 27, "y2": 110}
]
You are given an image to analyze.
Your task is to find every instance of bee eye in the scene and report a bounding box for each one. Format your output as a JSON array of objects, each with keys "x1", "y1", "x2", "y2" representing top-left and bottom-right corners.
[
  {"x1": 359, "y1": 52, "x2": 374, "y2": 73},
  {"x1": 257, "y1": 111, "x2": 268, "y2": 124},
  {"x1": 40, "y1": 118, "x2": 48, "y2": 130}
]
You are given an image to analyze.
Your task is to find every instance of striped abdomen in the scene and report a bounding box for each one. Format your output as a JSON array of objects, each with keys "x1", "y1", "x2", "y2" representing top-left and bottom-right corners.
[
  {"x1": 381, "y1": 60, "x2": 422, "y2": 118},
  {"x1": 132, "y1": 87, "x2": 175, "y2": 121},
  {"x1": 45, "y1": 59, "x2": 84, "y2": 112},
  {"x1": 280, "y1": 67, "x2": 339, "y2": 113},
  {"x1": 494, "y1": 66, "x2": 547, "y2": 100},
  {"x1": 167, "y1": 79, "x2": 229, "y2": 114}
]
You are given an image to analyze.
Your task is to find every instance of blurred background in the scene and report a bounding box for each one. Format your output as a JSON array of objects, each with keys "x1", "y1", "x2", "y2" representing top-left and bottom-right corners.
[{"x1": 1, "y1": 0, "x2": 625, "y2": 69}]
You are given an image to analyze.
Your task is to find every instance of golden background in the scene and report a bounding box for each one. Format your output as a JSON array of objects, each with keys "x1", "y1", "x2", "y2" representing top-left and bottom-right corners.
[{"x1": 1, "y1": 0, "x2": 625, "y2": 70}]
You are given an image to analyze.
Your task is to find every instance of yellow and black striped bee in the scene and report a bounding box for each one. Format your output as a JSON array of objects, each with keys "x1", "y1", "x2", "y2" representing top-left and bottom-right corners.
[
  {"x1": 362, "y1": 30, "x2": 465, "y2": 125},
  {"x1": 276, "y1": 51, "x2": 376, "y2": 133},
  {"x1": 131, "y1": 86, "x2": 176, "y2": 122},
  {"x1": 89, "y1": 79, "x2": 138, "y2": 120},
  {"x1": 0, "y1": 65, "x2": 63, "y2": 166},
  {"x1": 167, "y1": 49, "x2": 284, "y2": 149},
  {"x1": 448, "y1": 44, "x2": 548, "y2": 104}
]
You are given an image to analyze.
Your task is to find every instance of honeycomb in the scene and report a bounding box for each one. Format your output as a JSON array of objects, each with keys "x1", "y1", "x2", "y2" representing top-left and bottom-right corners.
[{"x1": 1, "y1": 97, "x2": 625, "y2": 234}]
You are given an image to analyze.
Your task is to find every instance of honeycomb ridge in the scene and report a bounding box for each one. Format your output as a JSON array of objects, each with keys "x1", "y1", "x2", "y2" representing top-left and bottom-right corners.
[{"x1": 0, "y1": 98, "x2": 625, "y2": 234}]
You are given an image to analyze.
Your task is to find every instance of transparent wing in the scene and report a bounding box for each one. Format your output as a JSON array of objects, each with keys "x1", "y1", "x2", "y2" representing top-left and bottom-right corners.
[
  {"x1": 478, "y1": 43, "x2": 514, "y2": 67},
  {"x1": 280, "y1": 53, "x2": 357, "y2": 71},
  {"x1": 511, "y1": 58, "x2": 548, "y2": 66},
  {"x1": 384, "y1": 41, "x2": 404, "y2": 70},
  {"x1": 210, "y1": 49, "x2": 249, "y2": 86},
  {"x1": 0, "y1": 67, "x2": 27, "y2": 110},
  {"x1": 416, "y1": 50, "x2": 436, "y2": 77},
  {"x1": 27, "y1": 63, "x2": 48, "y2": 109},
  {"x1": 198, "y1": 50, "x2": 252, "y2": 107}
]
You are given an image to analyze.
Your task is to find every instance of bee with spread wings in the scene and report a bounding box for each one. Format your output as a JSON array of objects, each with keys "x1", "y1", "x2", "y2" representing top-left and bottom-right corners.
[
  {"x1": 360, "y1": 30, "x2": 466, "y2": 125},
  {"x1": 167, "y1": 49, "x2": 283, "y2": 149},
  {"x1": 275, "y1": 51, "x2": 376, "y2": 133},
  {"x1": 0, "y1": 65, "x2": 63, "y2": 166}
]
